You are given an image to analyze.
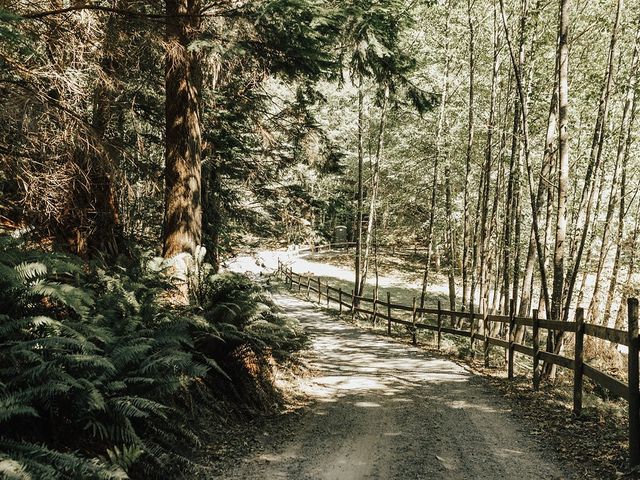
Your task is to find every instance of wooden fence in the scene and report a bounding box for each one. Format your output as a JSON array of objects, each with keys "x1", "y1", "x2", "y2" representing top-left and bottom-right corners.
[
  {"x1": 290, "y1": 241, "x2": 429, "y2": 256},
  {"x1": 276, "y1": 259, "x2": 640, "y2": 468}
]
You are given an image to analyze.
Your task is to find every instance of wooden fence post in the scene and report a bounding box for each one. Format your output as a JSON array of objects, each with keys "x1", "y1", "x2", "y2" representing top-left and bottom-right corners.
[
  {"x1": 339, "y1": 288, "x2": 343, "y2": 314},
  {"x1": 437, "y1": 300, "x2": 442, "y2": 350},
  {"x1": 469, "y1": 302, "x2": 476, "y2": 352},
  {"x1": 317, "y1": 278, "x2": 321, "y2": 304},
  {"x1": 483, "y1": 298, "x2": 490, "y2": 368},
  {"x1": 387, "y1": 292, "x2": 392, "y2": 335},
  {"x1": 532, "y1": 309, "x2": 540, "y2": 391},
  {"x1": 372, "y1": 294, "x2": 378, "y2": 325},
  {"x1": 627, "y1": 298, "x2": 640, "y2": 467},
  {"x1": 351, "y1": 289, "x2": 355, "y2": 318},
  {"x1": 508, "y1": 299, "x2": 516, "y2": 380},
  {"x1": 305, "y1": 276, "x2": 310, "y2": 296},
  {"x1": 573, "y1": 307, "x2": 585, "y2": 416},
  {"x1": 326, "y1": 284, "x2": 330, "y2": 308},
  {"x1": 412, "y1": 296, "x2": 417, "y2": 345}
]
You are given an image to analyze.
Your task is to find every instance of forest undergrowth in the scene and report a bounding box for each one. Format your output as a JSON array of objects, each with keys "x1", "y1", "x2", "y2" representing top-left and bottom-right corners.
[{"x1": 0, "y1": 238, "x2": 308, "y2": 479}]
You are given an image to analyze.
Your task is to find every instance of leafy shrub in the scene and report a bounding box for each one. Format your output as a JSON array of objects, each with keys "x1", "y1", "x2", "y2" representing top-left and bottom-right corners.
[
  {"x1": 0, "y1": 239, "x2": 214, "y2": 478},
  {"x1": 202, "y1": 272, "x2": 308, "y2": 358}
]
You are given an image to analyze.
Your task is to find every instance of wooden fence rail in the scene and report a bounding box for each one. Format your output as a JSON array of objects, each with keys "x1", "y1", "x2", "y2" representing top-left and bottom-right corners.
[
  {"x1": 292, "y1": 241, "x2": 430, "y2": 256},
  {"x1": 276, "y1": 259, "x2": 640, "y2": 468}
]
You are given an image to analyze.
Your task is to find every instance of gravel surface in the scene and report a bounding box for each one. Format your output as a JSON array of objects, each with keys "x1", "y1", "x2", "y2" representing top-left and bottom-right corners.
[{"x1": 213, "y1": 293, "x2": 572, "y2": 480}]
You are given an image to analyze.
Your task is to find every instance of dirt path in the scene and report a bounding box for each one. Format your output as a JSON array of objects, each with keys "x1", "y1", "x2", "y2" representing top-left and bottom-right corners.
[{"x1": 214, "y1": 291, "x2": 571, "y2": 480}]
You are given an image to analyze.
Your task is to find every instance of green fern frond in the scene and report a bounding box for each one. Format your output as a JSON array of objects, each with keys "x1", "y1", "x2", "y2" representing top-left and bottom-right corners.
[
  {"x1": 0, "y1": 396, "x2": 39, "y2": 422},
  {"x1": 30, "y1": 282, "x2": 94, "y2": 319},
  {"x1": 14, "y1": 262, "x2": 47, "y2": 283},
  {"x1": 104, "y1": 444, "x2": 142, "y2": 475},
  {"x1": 109, "y1": 396, "x2": 169, "y2": 420}
]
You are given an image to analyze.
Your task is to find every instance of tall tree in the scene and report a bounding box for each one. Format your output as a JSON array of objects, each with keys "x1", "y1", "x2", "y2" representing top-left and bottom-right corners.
[{"x1": 162, "y1": 0, "x2": 203, "y2": 258}]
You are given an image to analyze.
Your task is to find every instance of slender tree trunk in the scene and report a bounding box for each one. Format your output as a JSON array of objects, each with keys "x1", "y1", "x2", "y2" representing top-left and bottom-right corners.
[
  {"x1": 163, "y1": 0, "x2": 203, "y2": 258},
  {"x1": 587, "y1": 156, "x2": 620, "y2": 324},
  {"x1": 359, "y1": 85, "x2": 389, "y2": 296},
  {"x1": 354, "y1": 75, "x2": 365, "y2": 303},
  {"x1": 550, "y1": 0, "x2": 570, "y2": 326},
  {"x1": 605, "y1": 20, "x2": 639, "y2": 326},
  {"x1": 561, "y1": 0, "x2": 621, "y2": 321},
  {"x1": 615, "y1": 204, "x2": 640, "y2": 329},
  {"x1": 574, "y1": 161, "x2": 606, "y2": 306},
  {"x1": 519, "y1": 86, "x2": 555, "y2": 316},
  {"x1": 461, "y1": 0, "x2": 476, "y2": 312},
  {"x1": 442, "y1": 2, "x2": 456, "y2": 319},
  {"x1": 478, "y1": 2, "x2": 501, "y2": 317},
  {"x1": 203, "y1": 162, "x2": 222, "y2": 272},
  {"x1": 87, "y1": 6, "x2": 125, "y2": 257},
  {"x1": 544, "y1": 0, "x2": 570, "y2": 376},
  {"x1": 445, "y1": 162, "x2": 456, "y2": 320},
  {"x1": 421, "y1": 2, "x2": 451, "y2": 309}
]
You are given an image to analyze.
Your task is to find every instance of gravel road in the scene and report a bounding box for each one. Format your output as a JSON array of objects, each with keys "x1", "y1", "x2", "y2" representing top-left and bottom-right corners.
[{"x1": 214, "y1": 292, "x2": 571, "y2": 480}]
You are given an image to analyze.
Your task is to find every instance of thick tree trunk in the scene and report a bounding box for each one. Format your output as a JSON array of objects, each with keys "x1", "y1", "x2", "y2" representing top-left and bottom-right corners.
[{"x1": 163, "y1": 0, "x2": 203, "y2": 258}]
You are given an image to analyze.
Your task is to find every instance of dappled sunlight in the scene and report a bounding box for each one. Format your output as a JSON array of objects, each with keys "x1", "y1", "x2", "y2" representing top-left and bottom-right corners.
[
  {"x1": 220, "y1": 289, "x2": 566, "y2": 479},
  {"x1": 272, "y1": 293, "x2": 471, "y2": 405}
]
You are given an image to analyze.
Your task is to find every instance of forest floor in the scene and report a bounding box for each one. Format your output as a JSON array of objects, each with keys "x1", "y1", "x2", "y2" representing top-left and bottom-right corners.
[{"x1": 208, "y1": 249, "x2": 633, "y2": 479}]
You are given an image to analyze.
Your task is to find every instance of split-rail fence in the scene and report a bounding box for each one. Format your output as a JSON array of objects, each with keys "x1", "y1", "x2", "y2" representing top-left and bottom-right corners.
[{"x1": 276, "y1": 247, "x2": 640, "y2": 468}]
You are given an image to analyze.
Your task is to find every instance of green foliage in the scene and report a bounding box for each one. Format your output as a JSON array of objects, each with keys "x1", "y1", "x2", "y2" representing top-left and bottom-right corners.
[
  {"x1": 0, "y1": 238, "x2": 306, "y2": 478},
  {"x1": 201, "y1": 271, "x2": 308, "y2": 357}
]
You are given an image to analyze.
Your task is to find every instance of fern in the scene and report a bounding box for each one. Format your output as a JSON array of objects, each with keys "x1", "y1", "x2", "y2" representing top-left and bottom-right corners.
[
  {"x1": 0, "y1": 397, "x2": 38, "y2": 423},
  {"x1": 0, "y1": 239, "x2": 307, "y2": 478}
]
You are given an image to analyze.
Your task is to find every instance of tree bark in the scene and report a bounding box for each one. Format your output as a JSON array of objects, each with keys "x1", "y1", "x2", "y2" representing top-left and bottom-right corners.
[
  {"x1": 477, "y1": 3, "x2": 501, "y2": 315},
  {"x1": 86, "y1": 3, "x2": 126, "y2": 256},
  {"x1": 163, "y1": 0, "x2": 203, "y2": 258}
]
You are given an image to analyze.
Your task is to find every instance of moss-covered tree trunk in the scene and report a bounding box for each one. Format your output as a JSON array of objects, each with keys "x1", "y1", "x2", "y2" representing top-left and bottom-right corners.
[{"x1": 163, "y1": 0, "x2": 203, "y2": 258}]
